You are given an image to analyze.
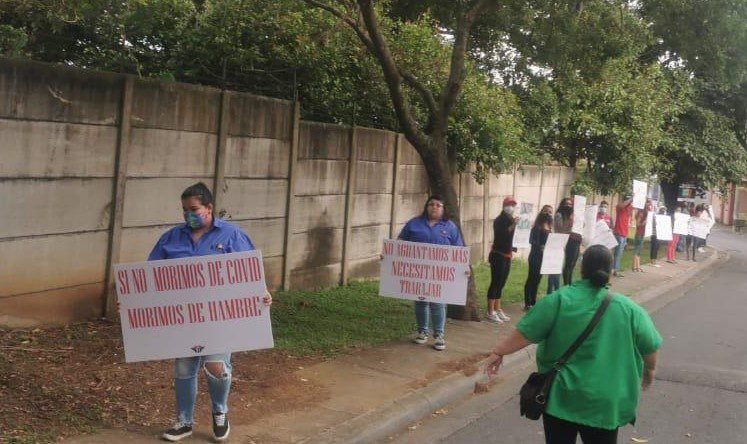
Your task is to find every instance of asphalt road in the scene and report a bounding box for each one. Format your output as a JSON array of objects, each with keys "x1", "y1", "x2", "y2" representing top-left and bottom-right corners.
[{"x1": 390, "y1": 227, "x2": 747, "y2": 444}]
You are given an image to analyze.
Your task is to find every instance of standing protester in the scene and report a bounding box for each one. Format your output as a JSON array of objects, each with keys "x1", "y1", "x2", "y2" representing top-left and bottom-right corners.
[
  {"x1": 597, "y1": 200, "x2": 612, "y2": 229},
  {"x1": 486, "y1": 196, "x2": 519, "y2": 323},
  {"x1": 700, "y1": 204, "x2": 715, "y2": 250},
  {"x1": 632, "y1": 200, "x2": 652, "y2": 273},
  {"x1": 612, "y1": 196, "x2": 634, "y2": 277},
  {"x1": 676, "y1": 202, "x2": 688, "y2": 252},
  {"x1": 524, "y1": 205, "x2": 554, "y2": 311},
  {"x1": 650, "y1": 206, "x2": 668, "y2": 267},
  {"x1": 485, "y1": 245, "x2": 662, "y2": 444},
  {"x1": 399, "y1": 194, "x2": 465, "y2": 351},
  {"x1": 556, "y1": 198, "x2": 581, "y2": 286},
  {"x1": 687, "y1": 204, "x2": 705, "y2": 261},
  {"x1": 667, "y1": 207, "x2": 682, "y2": 264},
  {"x1": 148, "y1": 182, "x2": 273, "y2": 443}
]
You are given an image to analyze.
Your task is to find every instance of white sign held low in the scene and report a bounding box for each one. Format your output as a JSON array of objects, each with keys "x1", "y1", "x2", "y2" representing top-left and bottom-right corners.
[
  {"x1": 115, "y1": 251, "x2": 274, "y2": 363},
  {"x1": 673, "y1": 213, "x2": 690, "y2": 235},
  {"x1": 540, "y1": 233, "x2": 569, "y2": 275},
  {"x1": 379, "y1": 239, "x2": 470, "y2": 305},
  {"x1": 689, "y1": 217, "x2": 710, "y2": 239},
  {"x1": 655, "y1": 214, "x2": 673, "y2": 241}
]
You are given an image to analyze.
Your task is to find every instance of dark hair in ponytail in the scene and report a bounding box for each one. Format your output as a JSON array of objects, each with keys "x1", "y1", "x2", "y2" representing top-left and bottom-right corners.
[{"x1": 581, "y1": 245, "x2": 612, "y2": 288}]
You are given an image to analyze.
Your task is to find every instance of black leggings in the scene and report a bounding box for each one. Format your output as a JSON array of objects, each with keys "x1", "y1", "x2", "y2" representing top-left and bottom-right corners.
[
  {"x1": 543, "y1": 413, "x2": 618, "y2": 444},
  {"x1": 650, "y1": 235, "x2": 660, "y2": 260},
  {"x1": 524, "y1": 251, "x2": 543, "y2": 307},
  {"x1": 562, "y1": 238, "x2": 581, "y2": 286},
  {"x1": 487, "y1": 252, "x2": 511, "y2": 300}
]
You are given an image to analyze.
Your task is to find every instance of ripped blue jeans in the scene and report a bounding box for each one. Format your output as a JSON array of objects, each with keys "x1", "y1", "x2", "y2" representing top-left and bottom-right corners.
[{"x1": 174, "y1": 353, "x2": 232, "y2": 425}]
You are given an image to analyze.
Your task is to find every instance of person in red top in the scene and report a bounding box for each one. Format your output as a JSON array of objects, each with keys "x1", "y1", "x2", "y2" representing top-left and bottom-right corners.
[
  {"x1": 612, "y1": 196, "x2": 634, "y2": 276},
  {"x1": 597, "y1": 200, "x2": 612, "y2": 228}
]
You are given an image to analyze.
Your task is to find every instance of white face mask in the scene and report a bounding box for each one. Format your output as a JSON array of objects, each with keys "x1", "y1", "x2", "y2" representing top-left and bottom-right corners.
[
  {"x1": 504, "y1": 206, "x2": 515, "y2": 216},
  {"x1": 599, "y1": 207, "x2": 608, "y2": 214}
]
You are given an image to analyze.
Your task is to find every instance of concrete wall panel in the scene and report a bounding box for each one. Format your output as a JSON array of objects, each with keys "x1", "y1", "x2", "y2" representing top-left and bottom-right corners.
[
  {"x1": 0, "y1": 59, "x2": 121, "y2": 124},
  {"x1": 399, "y1": 140, "x2": 422, "y2": 165},
  {"x1": 515, "y1": 165, "x2": 542, "y2": 188},
  {"x1": 460, "y1": 173, "x2": 483, "y2": 197},
  {"x1": 225, "y1": 137, "x2": 290, "y2": 178},
  {"x1": 298, "y1": 122, "x2": 349, "y2": 160},
  {"x1": 295, "y1": 160, "x2": 348, "y2": 196},
  {"x1": 131, "y1": 80, "x2": 219, "y2": 132},
  {"x1": 0, "y1": 231, "x2": 108, "y2": 297},
  {"x1": 263, "y1": 256, "x2": 283, "y2": 290},
  {"x1": 349, "y1": 224, "x2": 389, "y2": 260},
  {"x1": 356, "y1": 128, "x2": 395, "y2": 163},
  {"x1": 220, "y1": 179, "x2": 288, "y2": 220},
  {"x1": 0, "y1": 283, "x2": 103, "y2": 327},
  {"x1": 289, "y1": 228, "x2": 343, "y2": 270},
  {"x1": 2, "y1": 179, "x2": 112, "y2": 238},
  {"x1": 397, "y1": 193, "x2": 427, "y2": 224},
  {"x1": 514, "y1": 186, "x2": 541, "y2": 214},
  {"x1": 351, "y1": 194, "x2": 392, "y2": 227},
  {"x1": 119, "y1": 226, "x2": 167, "y2": 263},
  {"x1": 355, "y1": 161, "x2": 393, "y2": 194},
  {"x1": 234, "y1": 218, "x2": 286, "y2": 258},
  {"x1": 290, "y1": 263, "x2": 341, "y2": 290},
  {"x1": 122, "y1": 177, "x2": 209, "y2": 227},
  {"x1": 399, "y1": 165, "x2": 429, "y2": 194},
  {"x1": 460, "y1": 196, "x2": 484, "y2": 222},
  {"x1": 0, "y1": 118, "x2": 116, "y2": 178},
  {"x1": 292, "y1": 195, "x2": 347, "y2": 233},
  {"x1": 462, "y1": 219, "x2": 484, "y2": 247},
  {"x1": 347, "y1": 257, "x2": 380, "y2": 281},
  {"x1": 228, "y1": 93, "x2": 293, "y2": 139},
  {"x1": 127, "y1": 127, "x2": 216, "y2": 177},
  {"x1": 490, "y1": 173, "x2": 515, "y2": 197}
]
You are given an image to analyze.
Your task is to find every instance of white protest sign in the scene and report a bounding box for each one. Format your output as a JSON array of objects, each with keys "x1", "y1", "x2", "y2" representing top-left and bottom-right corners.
[
  {"x1": 582, "y1": 205, "x2": 599, "y2": 246},
  {"x1": 571, "y1": 195, "x2": 587, "y2": 234},
  {"x1": 644, "y1": 211, "x2": 654, "y2": 238},
  {"x1": 655, "y1": 214, "x2": 673, "y2": 241},
  {"x1": 513, "y1": 202, "x2": 534, "y2": 249},
  {"x1": 115, "y1": 251, "x2": 273, "y2": 363},
  {"x1": 379, "y1": 239, "x2": 470, "y2": 305},
  {"x1": 633, "y1": 180, "x2": 647, "y2": 209},
  {"x1": 590, "y1": 220, "x2": 619, "y2": 250},
  {"x1": 540, "y1": 233, "x2": 569, "y2": 275},
  {"x1": 673, "y1": 213, "x2": 690, "y2": 235},
  {"x1": 689, "y1": 217, "x2": 710, "y2": 239}
]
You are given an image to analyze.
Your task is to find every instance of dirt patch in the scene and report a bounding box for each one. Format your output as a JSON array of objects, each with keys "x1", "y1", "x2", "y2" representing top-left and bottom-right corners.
[
  {"x1": 406, "y1": 353, "x2": 489, "y2": 390},
  {"x1": 0, "y1": 320, "x2": 326, "y2": 443}
]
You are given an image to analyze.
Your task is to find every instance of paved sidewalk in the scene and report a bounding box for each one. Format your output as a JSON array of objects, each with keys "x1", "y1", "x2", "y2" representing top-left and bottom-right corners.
[{"x1": 63, "y1": 247, "x2": 722, "y2": 444}]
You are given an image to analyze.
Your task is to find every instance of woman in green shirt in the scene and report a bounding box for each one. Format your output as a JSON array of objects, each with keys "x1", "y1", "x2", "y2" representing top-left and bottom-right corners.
[{"x1": 486, "y1": 245, "x2": 662, "y2": 444}]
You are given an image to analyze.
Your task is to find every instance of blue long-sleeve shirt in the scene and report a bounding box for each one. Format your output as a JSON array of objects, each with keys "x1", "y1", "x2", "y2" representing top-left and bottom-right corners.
[
  {"x1": 148, "y1": 218, "x2": 255, "y2": 260},
  {"x1": 397, "y1": 215, "x2": 465, "y2": 247}
]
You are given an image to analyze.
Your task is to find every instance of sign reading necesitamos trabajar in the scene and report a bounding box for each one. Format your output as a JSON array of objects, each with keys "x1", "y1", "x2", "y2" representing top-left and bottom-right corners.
[
  {"x1": 379, "y1": 239, "x2": 470, "y2": 305},
  {"x1": 114, "y1": 251, "x2": 274, "y2": 363}
]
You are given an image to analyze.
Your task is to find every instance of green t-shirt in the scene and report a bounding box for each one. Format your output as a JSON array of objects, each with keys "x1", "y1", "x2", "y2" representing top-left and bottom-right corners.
[{"x1": 517, "y1": 279, "x2": 662, "y2": 430}]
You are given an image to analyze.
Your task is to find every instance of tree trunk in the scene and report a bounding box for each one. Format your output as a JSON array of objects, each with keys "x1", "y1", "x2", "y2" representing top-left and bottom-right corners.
[
  {"x1": 414, "y1": 136, "x2": 481, "y2": 321},
  {"x1": 659, "y1": 179, "x2": 681, "y2": 213}
]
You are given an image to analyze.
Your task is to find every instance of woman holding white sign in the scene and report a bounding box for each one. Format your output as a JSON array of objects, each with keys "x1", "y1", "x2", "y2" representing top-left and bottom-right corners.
[
  {"x1": 148, "y1": 183, "x2": 273, "y2": 442},
  {"x1": 398, "y1": 194, "x2": 465, "y2": 351}
]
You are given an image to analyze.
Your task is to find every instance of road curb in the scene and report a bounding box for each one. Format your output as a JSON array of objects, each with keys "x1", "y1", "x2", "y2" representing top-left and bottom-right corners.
[
  {"x1": 312, "y1": 248, "x2": 726, "y2": 444},
  {"x1": 304, "y1": 345, "x2": 537, "y2": 444}
]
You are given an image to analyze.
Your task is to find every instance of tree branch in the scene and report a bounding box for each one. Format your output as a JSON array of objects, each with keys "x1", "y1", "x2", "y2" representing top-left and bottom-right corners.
[
  {"x1": 356, "y1": 0, "x2": 430, "y2": 148},
  {"x1": 400, "y1": 69, "x2": 438, "y2": 120},
  {"x1": 303, "y1": 0, "x2": 375, "y2": 52},
  {"x1": 436, "y1": 0, "x2": 494, "y2": 134}
]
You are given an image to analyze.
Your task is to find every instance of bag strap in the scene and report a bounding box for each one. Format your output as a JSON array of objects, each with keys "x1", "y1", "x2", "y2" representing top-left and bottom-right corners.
[{"x1": 555, "y1": 290, "x2": 613, "y2": 369}]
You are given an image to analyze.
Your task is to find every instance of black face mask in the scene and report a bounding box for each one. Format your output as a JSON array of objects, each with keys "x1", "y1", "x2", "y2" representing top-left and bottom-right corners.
[{"x1": 559, "y1": 205, "x2": 573, "y2": 216}]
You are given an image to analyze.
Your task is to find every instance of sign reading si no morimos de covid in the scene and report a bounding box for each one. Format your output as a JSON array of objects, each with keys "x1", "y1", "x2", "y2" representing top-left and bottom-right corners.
[
  {"x1": 379, "y1": 239, "x2": 470, "y2": 305},
  {"x1": 114, "y1": 251, "x2": 274, "y2": 363}
]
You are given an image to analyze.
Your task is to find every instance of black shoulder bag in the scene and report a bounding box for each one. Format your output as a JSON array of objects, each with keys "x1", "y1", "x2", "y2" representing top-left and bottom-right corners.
[{"x1": 519, "y1": 291, "x2": 613, "y2": 420}]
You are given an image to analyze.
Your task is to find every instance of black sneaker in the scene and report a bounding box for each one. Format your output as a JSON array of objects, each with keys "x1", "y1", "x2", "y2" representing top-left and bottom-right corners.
[
  {"x1": 212, "y1": 412, "x2": 230, "y2": 442},
  {"x1": 162, "y1": 423, "x2": 193, "y2": 442}
]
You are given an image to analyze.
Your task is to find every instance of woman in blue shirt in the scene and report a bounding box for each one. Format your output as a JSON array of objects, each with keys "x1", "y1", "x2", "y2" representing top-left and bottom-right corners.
[
  {"x1": 148, "y1": 182, "x2": 272, "y2": 442},
  {"x1": 397, "y1": 194, "x2": 465, "y2": 351}
]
